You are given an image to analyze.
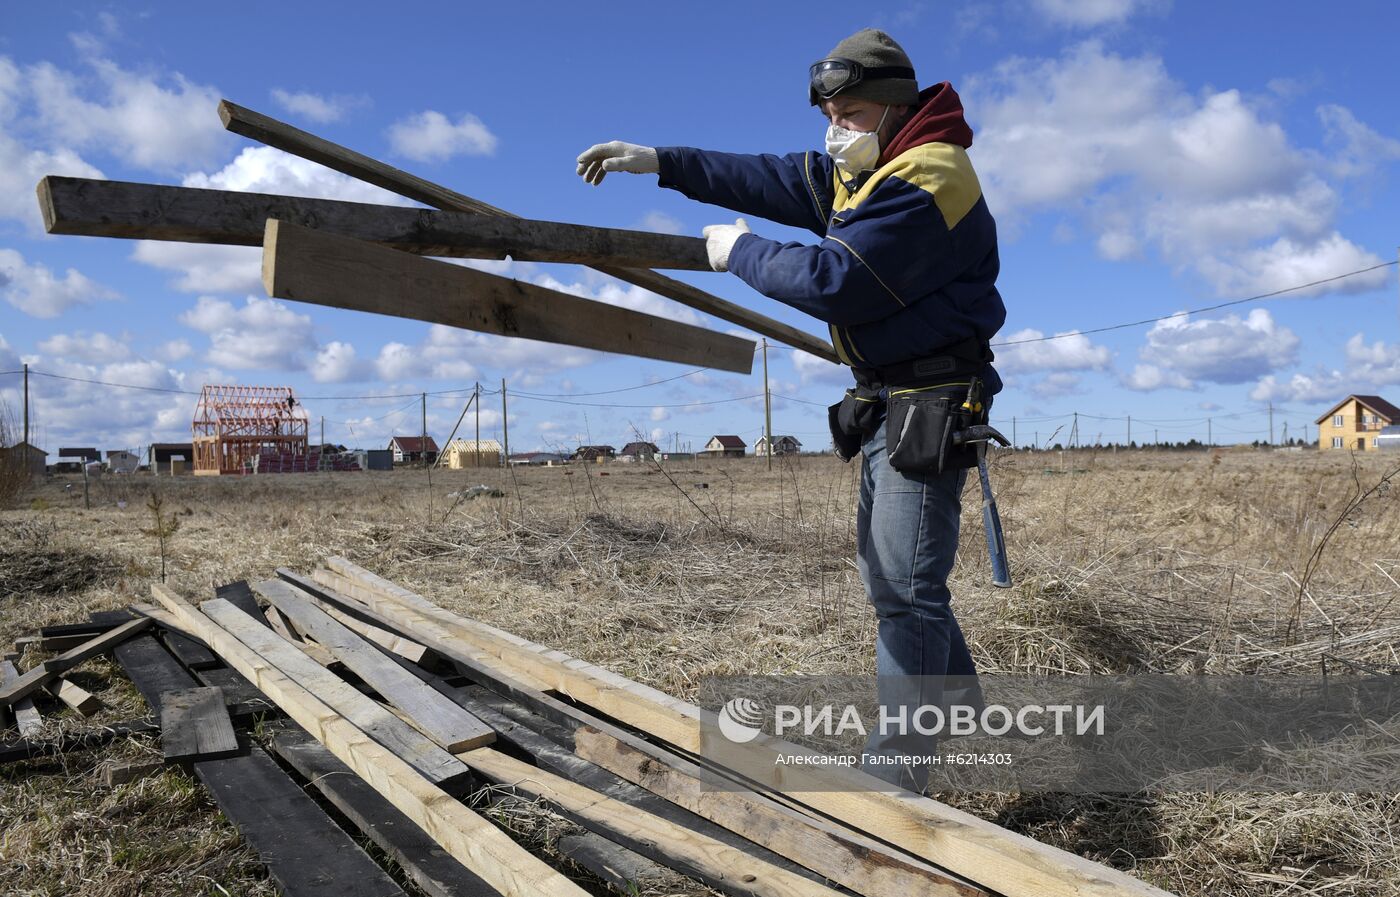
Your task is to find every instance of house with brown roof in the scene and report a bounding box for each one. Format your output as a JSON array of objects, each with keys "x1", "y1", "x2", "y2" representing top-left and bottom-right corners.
[
  {"x1": 573, "y1": 445, "x2": 616, "y2": 462},
  {"x1": 701, "y1": 435, "x2": 746, "y2": 458},
  {"x1": 1315, "y1": 394, "x2": 1399, "y2": 451},
  {"x1": 619, "y1": 441, "x2": 659, "y2": 462},
  {"x1": 754, "y1": 435, "x2": 802, "y2": 457},
  {"x1": 1, "y1": 442, "x2": 48, "y2": 477},
  {"x1": 389, "y1": 435, "x2": 439, "y2": 464}
]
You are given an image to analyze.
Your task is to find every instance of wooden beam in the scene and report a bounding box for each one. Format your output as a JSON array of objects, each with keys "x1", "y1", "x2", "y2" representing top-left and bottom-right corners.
[
  {"x1": 1, "y1": 659, "x2": 42, "y2": 737},
  {"x1": 199, "y1": 597, "x2": 471, "y2": 792},
  {"x1": 150, "y1": 584, "x2": 590, "y2": 897},
  {"x1": 99, "y1": 758, "x2": 166, "y2": 787},
  {"x1": 318, "y1": 601, "x2": 431, "y2": 665},
  {"x1": 255, "y1": 580, "x2": 494, "y2": 752},
  {"x1": 461, "y1": 745, "x2": 845, "y2": 897},
  {"x1": 161, "y1": 686, "x2": 241, "y2": 762},
  {"x1": 46, "y1": 677, "x2": 103, "y2": 716},
  {"x1": 263, "y1": 220, "x2": 755, "y2": 373},
  {"x1": 218, "y1": 100, "x2": 839, "y2": 364},
  {"x1": 557, "y1": 832, "x2": 676, "y2": 894},
  {"x1": 323, "y1": 557, "x2": 1178, "y2": 897},
  {"x1": 272, "y1": 725, "x2": 499, "y2": 897},
  {"x1": 39, "y1": 176, "x2": 712, "y2": 270},
  {"x1": 0, "y1": 618, "x2": 151, "y2": 707}
]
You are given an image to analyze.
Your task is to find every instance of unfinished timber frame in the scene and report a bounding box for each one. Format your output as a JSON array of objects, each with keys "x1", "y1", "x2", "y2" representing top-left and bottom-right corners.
[{"x1": 191, "y1": 384, "x2": 309, "y2": 476}]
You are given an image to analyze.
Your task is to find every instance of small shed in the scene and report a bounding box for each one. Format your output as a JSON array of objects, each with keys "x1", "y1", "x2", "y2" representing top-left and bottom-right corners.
[
  {"x1": 1, "y1": 442, "x2": 48, "y2": 477},
  {"x1": 445, "y1": 439, "x2": 502, "y2": 469},
  {"x1": 701, "y1": 435, "x2": 746, "y2": 458},
  {"x1": 149, "y1": 443, "x2": 194, "y2": 475}
]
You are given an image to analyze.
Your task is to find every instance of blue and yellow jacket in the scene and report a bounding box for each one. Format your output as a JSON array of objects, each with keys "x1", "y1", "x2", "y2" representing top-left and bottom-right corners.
[{"x1": 656, "y1": 82, "x2": 1005, "y2": 393}]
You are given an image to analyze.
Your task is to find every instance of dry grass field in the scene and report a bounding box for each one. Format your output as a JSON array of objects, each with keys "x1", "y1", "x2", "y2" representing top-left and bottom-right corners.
[{"x1": 2, "y1": 446, "x2": 1398, "y2": 897}]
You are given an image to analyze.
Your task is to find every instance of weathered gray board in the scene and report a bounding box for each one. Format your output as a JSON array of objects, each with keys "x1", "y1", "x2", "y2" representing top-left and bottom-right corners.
[
  {"x1": 262, "y1": 219, "x2": 756, "y2": 373},
  {"x1": 38, "y1": 176, "x2": 711, "y2": 270}
]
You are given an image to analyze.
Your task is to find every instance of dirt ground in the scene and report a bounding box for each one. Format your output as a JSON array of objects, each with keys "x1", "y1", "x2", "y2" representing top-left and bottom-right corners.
[{"x1": 2, "y1": 446, "x2": 1398, "y2": 896}]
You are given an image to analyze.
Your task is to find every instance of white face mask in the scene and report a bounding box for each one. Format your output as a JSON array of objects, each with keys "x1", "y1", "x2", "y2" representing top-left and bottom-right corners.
[{"x1": 825, "y1": 105, "x2": 890, "y2": 175}]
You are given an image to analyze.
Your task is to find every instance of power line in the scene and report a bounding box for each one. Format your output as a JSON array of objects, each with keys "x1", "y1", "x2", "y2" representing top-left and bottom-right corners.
[
  {"x1": 991, "y1": 261, "x2": 1398, "y2": 347},
  {"x1": 508, "y1": 393, "x2": 765, "y2": 410}
]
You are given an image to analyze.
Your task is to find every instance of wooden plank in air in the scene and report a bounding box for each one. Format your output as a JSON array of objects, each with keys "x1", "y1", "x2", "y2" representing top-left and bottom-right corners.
[
  {"x1": 151, "y1": 584, "x2": 590, "y2": 897},
  {"x1": 0, "y1": 618, "x2": 152, "y2": 707},
  {"x1": 255, "y1": 580, "x2": 493, "y2": 752},
  {"x1": 38, "y1": 176, "x2": 712, "y2": 271},
  {"x1": 217, "y1": 99, "x2": 838, "y2": 363},
  {"x1": 161, "y1": 686, "x2": 241, "y2": 762},
  {"x1": 262, "y1": 220, "x2": 755, "y2": 373}
]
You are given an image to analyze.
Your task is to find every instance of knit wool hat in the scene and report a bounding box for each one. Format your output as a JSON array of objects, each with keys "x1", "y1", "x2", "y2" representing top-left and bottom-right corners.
[{"x1": 809, "y1": 28, "x2": 919, "y2": 107}]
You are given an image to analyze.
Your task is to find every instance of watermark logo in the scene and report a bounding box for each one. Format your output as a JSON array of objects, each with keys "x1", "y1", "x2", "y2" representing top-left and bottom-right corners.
[{"x1": 717, "y1": 697, "x2": 765, "y2": 743}]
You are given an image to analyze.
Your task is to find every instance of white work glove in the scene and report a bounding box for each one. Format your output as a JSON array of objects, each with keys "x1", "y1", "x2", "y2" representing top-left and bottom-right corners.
[
  {"x1": 576, "y1": 141, "x2": 659, "y2": 185},
  {"x1": 702, "y1": 218, "x2": 751, "y2": 272}
]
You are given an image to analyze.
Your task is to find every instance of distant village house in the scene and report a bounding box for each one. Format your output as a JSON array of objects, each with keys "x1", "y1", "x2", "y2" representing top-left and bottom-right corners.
[
  {"x1": 754, "y1": 435, "x2": 802, "y2": 457},
  {"x1": 1, "y1": 442, "x2": 47, "y2": 477},
  {"x1": 1316, "y1": 395, "x2": 1398, "y2": 451},
  {"x1": 389, "y1": 436, "x2": 439, "y2": 465},
  {"x1": 445, "y1": 439, "x2": 502, "y2": 468},
  {"x1": 701, "y1": 435, "x2": 746, "y2": 459},
  {"x1": 573, "y1": 445, "x2": 616, "y2": 462},
  {"x1": 619, "y1": 441, "x2": 660, "y2": 462}
]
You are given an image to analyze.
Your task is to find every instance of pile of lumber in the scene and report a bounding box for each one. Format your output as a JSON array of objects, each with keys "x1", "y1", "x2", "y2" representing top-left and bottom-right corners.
[{"x1": 2, "y1": 562, "x2": 1178, "y2": 897}]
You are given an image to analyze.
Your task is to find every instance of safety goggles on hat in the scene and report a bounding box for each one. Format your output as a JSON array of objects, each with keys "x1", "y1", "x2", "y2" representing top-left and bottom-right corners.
[{"x1": 809, "y1": 57, "x2": 916, "y2": 100}]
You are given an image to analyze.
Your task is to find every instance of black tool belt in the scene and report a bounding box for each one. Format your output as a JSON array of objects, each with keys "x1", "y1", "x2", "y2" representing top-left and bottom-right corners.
[{"x1": 827, "y1": 338, "x2": 993, "y2": 470}]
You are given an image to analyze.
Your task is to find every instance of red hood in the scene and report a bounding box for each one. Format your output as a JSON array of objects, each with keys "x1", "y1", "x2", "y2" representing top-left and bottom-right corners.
[{"x1": 879, "y1": 82, "x2": 973, "y2": 165}]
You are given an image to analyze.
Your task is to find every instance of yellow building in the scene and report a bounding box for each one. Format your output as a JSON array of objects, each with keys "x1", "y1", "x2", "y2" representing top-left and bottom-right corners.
[
  {"x1": 1315, "y1": 394, "x2": 1398, "y2": 451},
  {"x1": 444, "y1": 438, "x2": 502, "y2": 468}
]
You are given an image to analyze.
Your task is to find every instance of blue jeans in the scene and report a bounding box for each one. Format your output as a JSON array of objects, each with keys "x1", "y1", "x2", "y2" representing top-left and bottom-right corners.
[{"x1": 857, "y1": 411, "x2": 978, "y2": 790}]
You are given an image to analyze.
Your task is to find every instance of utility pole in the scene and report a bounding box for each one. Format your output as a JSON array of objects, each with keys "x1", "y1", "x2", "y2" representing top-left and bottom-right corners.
[
  {"x1": 1283, "y1": 422, "x2": 1289, "y2": 445},
  {"x1": 1071, "y1": 412, "x2": 1079, "y2": 450},
  {"x1": 762, "y1": 338, "x2": 773, "y2": 471},
  {"x1": 421, "y1": 392, "x2": 427, "y2": 469},
  {"x1": 320, "y1": 415, "x2": 325, "y2": 472},
  {"x1": 22, "y1": 362, "x2": 30, "y2": 448},
  {"x1": 1268, "y1": 401, "x2": 1274, "y2": 445},
  {"x1": 500, "y1": 379, "x2": 509, "y2": 464},
  {"x1": 474, "y1": 382, "x2": 481, "y2": 469},
  {"x1": 1208, "y1": 417, "x2": 1213, "y2": 447},
  {"x1": 1012, "y1": 417, "x2": 1017, "y2": 448},
  {"x1": 1127, "y1": 414, "x2": 1132, "y2": 447},
  {"x1": 1154, "y1": 428, "x2": 1159, "y2": 447}
]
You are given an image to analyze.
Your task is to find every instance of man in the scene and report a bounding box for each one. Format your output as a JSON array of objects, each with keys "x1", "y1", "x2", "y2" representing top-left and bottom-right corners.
[{"x1": 577, "y1": 28, "x2": 1005, "y2": 791}]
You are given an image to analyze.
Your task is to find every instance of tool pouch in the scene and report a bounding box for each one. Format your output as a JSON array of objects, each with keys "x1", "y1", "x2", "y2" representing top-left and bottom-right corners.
[
  {"x1": 827, "y1": 387, "x2": 883, "y2": 462},
  {"x1": 886, "y1": 388, "x2": 981, "y2": 474}
]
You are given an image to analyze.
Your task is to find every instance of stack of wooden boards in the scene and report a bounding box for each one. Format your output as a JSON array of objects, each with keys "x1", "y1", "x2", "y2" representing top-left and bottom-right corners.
[{"x1": 2, "y1": 563, "x2": 1179, "y2": 897}]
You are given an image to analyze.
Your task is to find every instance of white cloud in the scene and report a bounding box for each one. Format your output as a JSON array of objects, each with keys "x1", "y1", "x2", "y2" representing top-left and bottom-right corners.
[
  {"x1": 1319, "y1": 104, "x2": 1400, "y2": 179},
  {"x1": 312, "y1": 341, "x2": 370, "y2": 383},
  {"x1": 650, "y1": 406, "x2": 670, "y2": 422},
  {"x1": 1123, "y1": 363, "x2": 1192, "y2": 392},
  {"x1": 1250, "y1": 333, "x2": 1400, "y2": 403},
  {"x1": 13, "y1": 355, "x2": 196, "y2": 451},
  {"x1": 157, "y1": 339, "x2": 193, "y2": 362},
  {"x1": 1029, "y1": 0, "x2": 1166, "y2": 28},
  {"x1": 1135, "y1": 309, "x2": 1298, "y2": 387},
  {"x1": 37, "y1": 331, "x2": 131, "y2": 363},
  {"x1": 27, "y1": 56, "x2": 228, "y2": 171},
  {"x1": 387, "y1": 110, "x2": 497, "y2": 162},
  {"x1": 374, "y1": 323, "x2": 595, "y2": 381},
  {"x1": 270, "y1": 88, "x2": 368, "y2": 124},
  {"x1": 791, "y1": 349, "x2": 850, "y2": 386},
  {"x1": 178, "y1": 295, "x2": 317, "y2": 370},
  {"x1": 1028, "y1": 372, "x2": 1087, "y2": 398},
  {"x1": 131, "y1": 242, "x2": 262, "y2": 295},
  {"x1": 0, "y1": 136, "x2": 104, "y2": 228},
  {"x1": 994, "y1": 328, "x2": 1112, "y2": 376},
  {"x1": 183, "y1": 146, "x2": 414, "y2": 203},
  {"x1": 637, "y1": 211, "x2": 685, "y2": 235},
  {"x1": 964, "y1": 42, "x2": 1388, "y2": 297},
  {"x1": 0, "y1": 247, "x2": 119, "y2": 318}
]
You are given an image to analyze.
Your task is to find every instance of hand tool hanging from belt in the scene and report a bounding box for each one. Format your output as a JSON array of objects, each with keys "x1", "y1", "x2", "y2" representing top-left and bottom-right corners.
[{"x1": 827, "y1": 338, "x2": 1013, "y2": 588}]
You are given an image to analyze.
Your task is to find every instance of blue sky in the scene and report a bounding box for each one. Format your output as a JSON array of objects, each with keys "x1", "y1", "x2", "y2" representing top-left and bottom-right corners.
[{"x1": 2, "y1": 1, "x2": 1397, "y2": 455}]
